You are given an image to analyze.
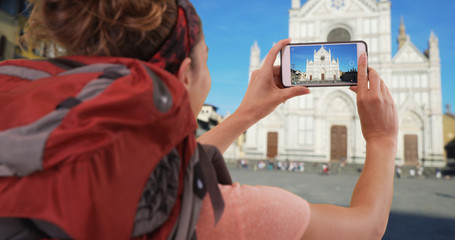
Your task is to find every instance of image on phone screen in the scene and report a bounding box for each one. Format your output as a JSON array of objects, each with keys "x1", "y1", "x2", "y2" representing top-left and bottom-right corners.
[{"x1": 281, "y1": 41, "x2": 367, "y2": 87}]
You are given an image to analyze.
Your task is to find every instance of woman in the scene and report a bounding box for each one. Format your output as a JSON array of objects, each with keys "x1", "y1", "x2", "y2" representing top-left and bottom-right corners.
[{"x1": 1, "y1": 0, "x2": 398, "y2": 239}]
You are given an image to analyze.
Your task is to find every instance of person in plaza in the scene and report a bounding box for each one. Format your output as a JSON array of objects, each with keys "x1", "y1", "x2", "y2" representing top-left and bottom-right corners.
[
  {"x1": 299, "y1": 162, "x2": 305, "y2": 172},
  {"x1": 257, "y1": 160, "x2": 266, "y2": 170},
  {"x1": 277, "y1": 160, "x2": 283, "y2": 170},
  {"x1": 0, "y1": 0, "x2": 398, "y2": 239},
  {"x1": 285, "y1": 158, "x2": 290, "y2": 171},
  {"x1": 396, "y1": 166, "x2": 402, "y2": 179},
  {"x1": 322, "y1": 163, "x2": 329, "y2": 175},
  {"x1": 417, "y1": 164, "x2": 424, "y2": 177},
  {"x1": 435, "y1": 168, "x2": 442, "y2": 179}
]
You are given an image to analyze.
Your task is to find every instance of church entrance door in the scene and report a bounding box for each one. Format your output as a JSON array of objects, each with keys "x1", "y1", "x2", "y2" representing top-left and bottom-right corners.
[
  {"x1": 267, "y1": 132, "x2": 278, "y2": 159},
  {"x1": 321, "y1": 73, "x2": 325, "y2": 81},
  {"x1": 404, "y1": 134, "x2": 418, "y2": 165},
  {"x1": 330, "y1": 125, "x2": 347, "y2": 161}
]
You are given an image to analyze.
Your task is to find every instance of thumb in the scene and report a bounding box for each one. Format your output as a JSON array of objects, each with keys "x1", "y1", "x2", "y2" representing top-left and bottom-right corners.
[{"x1": 282, "y1": 87, "x2": 311, "y2": 101}]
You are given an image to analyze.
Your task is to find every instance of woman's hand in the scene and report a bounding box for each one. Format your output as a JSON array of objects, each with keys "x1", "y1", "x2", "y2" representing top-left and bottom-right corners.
[
  {"x1": 302, "y1": 53, "x2": 398, "y2": 240},
  {"x1": 235, "y1": 38, "x2": 310, "y2": 122},
  {"x1": 198, "y1": 39, "x2": 310, "y2": 153},
  {"x1": 350, "y1": 53, "x2": 398, "y2": 144}
]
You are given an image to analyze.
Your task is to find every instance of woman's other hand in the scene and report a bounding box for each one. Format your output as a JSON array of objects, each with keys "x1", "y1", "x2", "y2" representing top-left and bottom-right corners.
[
  {"x1": 350, "y1": 53, "x2": 398, "y2": 144},
  {"x1": 236, "y1": 39, "x2": 310, "y2": 122}
]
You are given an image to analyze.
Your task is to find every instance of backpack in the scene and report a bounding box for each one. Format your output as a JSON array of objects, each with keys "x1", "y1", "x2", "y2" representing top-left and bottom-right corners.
[{"x1": 0, "y1": 56, "x2": 224, "y2": 239}]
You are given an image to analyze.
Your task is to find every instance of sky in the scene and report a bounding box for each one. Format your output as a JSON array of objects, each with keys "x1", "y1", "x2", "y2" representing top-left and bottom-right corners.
[
  {"x1": 290, "y1": 44, "x2": 358, "y2": 72},
  {"x1": 191, "y1": 0, "x2": 455, "y2": 116}
]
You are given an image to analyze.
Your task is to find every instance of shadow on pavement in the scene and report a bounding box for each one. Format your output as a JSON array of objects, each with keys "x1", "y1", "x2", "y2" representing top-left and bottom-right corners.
[{"x1": 383, "y1": 212, "x2": 455, "y2": 240}]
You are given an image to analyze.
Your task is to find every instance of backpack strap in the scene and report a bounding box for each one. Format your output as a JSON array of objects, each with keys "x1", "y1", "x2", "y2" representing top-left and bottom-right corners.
[
  {"x1": 0, "y1": 58, "x2": 85, "y2": 81},
  {"x1": 0, "y1": 58, "x2": 86, "y2": 84},
  {"x1": 0, "y1": 65, "x2": 51, "y2": 81},
  {"x1": 144, "y1": 65, "x2": 173, "y2": 113},
  {"x1": 58, "y1": 63, "x2": 127, "y2": 76},
  {"x1": 47, "y1": 58, "x2": 85, "y2": 70},
  {"x1": 168, "y1": 143, "x2": 225, "y2": 240},
  {"x1": 0, "y1": 64, "x2": 130, "y2": 176}
]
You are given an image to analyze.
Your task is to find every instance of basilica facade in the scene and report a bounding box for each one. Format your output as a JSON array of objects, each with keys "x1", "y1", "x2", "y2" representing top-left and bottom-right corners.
[
  {"x1": 242, "y1": 0, "x2": 444, "y2": 167},
  {"x1": 305, "y1": 46, "x2": 340, "y2": 81}
]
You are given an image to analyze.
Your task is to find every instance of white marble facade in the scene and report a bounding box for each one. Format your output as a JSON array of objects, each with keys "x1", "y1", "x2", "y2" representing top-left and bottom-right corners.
[
  {"x1": 305, "y1": 46, "x2": 340, "y2": 81},
  {"x1": 242, "y1": 0, "x2": 444, "y2": 167}
]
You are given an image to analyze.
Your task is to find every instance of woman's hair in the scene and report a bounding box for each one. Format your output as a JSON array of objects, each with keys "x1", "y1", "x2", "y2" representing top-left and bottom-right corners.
[{"x1": 23, "y1": 0, "x2": 180, "y2": 61}]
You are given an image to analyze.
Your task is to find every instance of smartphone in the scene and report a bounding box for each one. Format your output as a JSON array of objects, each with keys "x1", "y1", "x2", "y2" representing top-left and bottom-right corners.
[{"x1": 281, "y1": 41, "x2": 367, "y2": 87}]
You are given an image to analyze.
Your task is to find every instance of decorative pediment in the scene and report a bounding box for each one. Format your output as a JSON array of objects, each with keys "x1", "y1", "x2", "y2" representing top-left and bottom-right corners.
[
  {"x1": 398, "y1": 93, "x2": 423, "y2": 116},
  {"x1": 316, "y1": 46, "x2": 330, "y2": 56},
  {"x1": 393, "y1": 41, "x2": 428, "y2": 64},
  {"x1": 398, "y1": 94, "x2": 424, "y2": 130},
  {"x1": 401, "y1": 111, "x2": 423, "y2": 127},
  {"x1": 328, "y1": 97, "x2": 352, "y2": 113},
  {"x1": 311, "y1": 3, "x2": 331, "y2": 16},
  {"x1": 321, "y1": 90, "x2": 356, "y2": 115},
  {"x1": 347, "y1": 1, "x2": 364, "y2": 12},
  {"x1": 296, "y1": 0, "x2": 378, "y2": 18}
]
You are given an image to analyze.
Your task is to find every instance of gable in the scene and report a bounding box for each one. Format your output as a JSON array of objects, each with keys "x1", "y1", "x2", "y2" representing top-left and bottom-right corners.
[
  {"x1": 393, "y1": 41, "x2": 428, "y2": 64},
  {"x1": 346, "y1": 1, "x2": 364, "y2": 12},
  {"x1": 297, "y1": 0, "x2": 378, "y2": 18},
  {"x1": 312, "y1": 3, "x2": 331, "y2": 16},
  {"x1": 316, "y1": 47, "x2": 329, "y2": 56}
]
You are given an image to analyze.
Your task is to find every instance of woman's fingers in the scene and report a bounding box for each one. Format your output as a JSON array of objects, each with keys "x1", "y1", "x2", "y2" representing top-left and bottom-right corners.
[
  {"x1": 368, "y1": 67, "x2": 381, "y2": 94},
  {"x1": 357, "y1": 53, "x2": 368, "y2": 95},
  {"x1": 273, "y1": 65, "x2": 284, "y2": 87},
  {"x1": 264, "y1": 39, "x2": 291, "y2": 68},
  {"x1": 349, "y1": 86, "x2": 358, "y2": 93}
]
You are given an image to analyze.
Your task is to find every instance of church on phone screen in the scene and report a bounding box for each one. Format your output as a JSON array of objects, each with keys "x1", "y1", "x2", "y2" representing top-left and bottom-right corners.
[
  {"x1": 305, "y1": 46, "x2": 341, "y2": 82},
  {"x1": 239, "y1": 0, "x2": 444, "y2": 167}
]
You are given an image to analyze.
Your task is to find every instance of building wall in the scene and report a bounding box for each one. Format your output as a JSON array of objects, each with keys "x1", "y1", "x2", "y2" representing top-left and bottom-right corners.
[
  {"x1": 0, "y1": 10, "x2": 19, "y2": 60},
  {"x1": 244, "y1": 0, "x2": 445, "y2": 167},
  {"x1": 443, "y1": 112, "x2": 455, "y2": 158},
  {"x1": 0, "y1": 0, "x2": 45, "y2": 60}
]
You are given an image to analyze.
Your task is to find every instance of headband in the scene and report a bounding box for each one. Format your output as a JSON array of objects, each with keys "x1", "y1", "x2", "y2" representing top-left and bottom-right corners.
[{"x1": 149, "y1": 0, "x2": 201, "y2": 74}]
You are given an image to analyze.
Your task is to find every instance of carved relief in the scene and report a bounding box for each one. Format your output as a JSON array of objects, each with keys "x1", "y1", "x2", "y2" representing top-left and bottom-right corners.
[
  {"x1": 402, "y1": 111, "x2": 422, "y2": 127},
  {"x1": 327, "y1": 96, "x2": 353, "y2": 113}
]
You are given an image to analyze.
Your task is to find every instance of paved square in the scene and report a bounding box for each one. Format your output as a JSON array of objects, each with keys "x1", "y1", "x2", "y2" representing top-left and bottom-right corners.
[{"x1": 229, "y1": 168, "x2": 455, "y2": 240}]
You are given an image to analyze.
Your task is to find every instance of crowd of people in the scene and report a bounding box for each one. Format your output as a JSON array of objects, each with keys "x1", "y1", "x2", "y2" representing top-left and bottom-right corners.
[
  {"x1": 238, "y1": 159, "x2": 332, "y2": 174},
  {"x1": 238, "y1": 159, "x2": 449, "y2": 180}
]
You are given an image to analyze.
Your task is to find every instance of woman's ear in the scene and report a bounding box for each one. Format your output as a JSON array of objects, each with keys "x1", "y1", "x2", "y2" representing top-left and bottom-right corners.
[{"x1": 177, "y1": 57, "x2": 193, "y2": 90}]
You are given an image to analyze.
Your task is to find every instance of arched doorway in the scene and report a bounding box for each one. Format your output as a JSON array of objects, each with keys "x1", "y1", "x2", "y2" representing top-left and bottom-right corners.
[{"x1": 331, "y1": 125, "x2": 347, "y2": 161}]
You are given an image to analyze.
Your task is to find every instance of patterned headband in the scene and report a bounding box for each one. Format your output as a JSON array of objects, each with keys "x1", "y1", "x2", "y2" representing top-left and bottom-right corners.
[{"x1": 149, "y1": 0, "x2": 201, "y2": 74}]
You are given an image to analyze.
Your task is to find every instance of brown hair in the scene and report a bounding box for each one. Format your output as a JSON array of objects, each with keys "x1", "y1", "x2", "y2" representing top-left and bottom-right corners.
[{"x1": 23, "y1": 0, "x2": 178, "y2": 61}]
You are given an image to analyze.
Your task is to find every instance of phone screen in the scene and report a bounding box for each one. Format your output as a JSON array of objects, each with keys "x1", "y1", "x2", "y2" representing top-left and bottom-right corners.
[{"x1": 281, "y1": 41, "x2": 367, "y2": 87}]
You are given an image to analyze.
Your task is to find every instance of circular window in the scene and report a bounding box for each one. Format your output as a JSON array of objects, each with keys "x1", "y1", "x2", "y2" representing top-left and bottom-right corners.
[
  {"x1": 321, "y1": 56, "x2": 325, "y2": 61},
  {"x1": 327, "y1": 28, "x2": 351, "y2": 42}
]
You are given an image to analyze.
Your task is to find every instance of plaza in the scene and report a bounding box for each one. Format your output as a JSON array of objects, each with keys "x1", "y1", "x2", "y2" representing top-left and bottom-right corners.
[{"x1": 229, "y1": 167, "x2": 455, "y2": 239}]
